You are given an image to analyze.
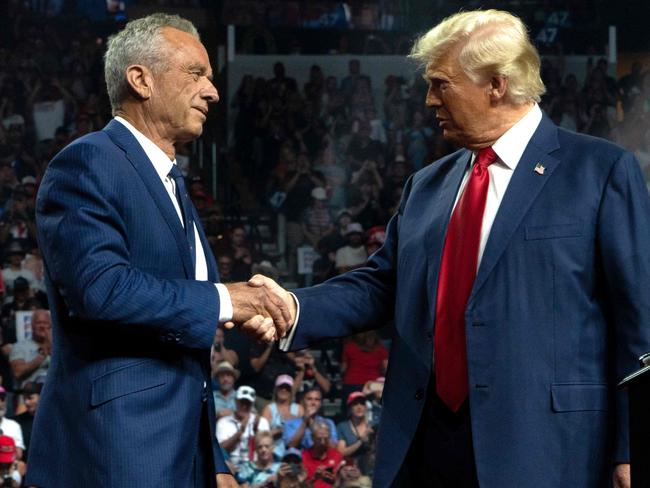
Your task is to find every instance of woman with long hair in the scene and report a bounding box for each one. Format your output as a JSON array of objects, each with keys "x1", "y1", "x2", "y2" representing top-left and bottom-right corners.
[{"x1": 261, "y1": 374, "x2": 304, "y2": 459}]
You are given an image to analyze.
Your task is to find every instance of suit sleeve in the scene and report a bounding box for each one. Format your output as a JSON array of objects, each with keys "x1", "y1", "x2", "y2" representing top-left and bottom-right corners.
[
  {"x1": 36, "y1": 141, "x2": 219, "y2": 349},
  {"x1": 597, "y1": 150, "x2": 650, "y2": 463}
]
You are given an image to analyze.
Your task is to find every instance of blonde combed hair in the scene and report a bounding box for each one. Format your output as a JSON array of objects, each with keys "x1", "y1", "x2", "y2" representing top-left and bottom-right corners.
[{"x1": 409, "y1": 9, "x2": 545, "y2": 104}]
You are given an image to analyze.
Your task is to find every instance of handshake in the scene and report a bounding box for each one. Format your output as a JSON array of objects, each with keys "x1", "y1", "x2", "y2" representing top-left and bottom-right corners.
[{"x1": 224, "y1": 275, "x2": 296, "y2": 343}]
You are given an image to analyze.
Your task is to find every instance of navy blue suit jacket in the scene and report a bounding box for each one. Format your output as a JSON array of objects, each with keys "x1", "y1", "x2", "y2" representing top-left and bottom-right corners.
[
  {"x1": 27, "y1": 120, "x2": 227, "y2": 487},
  {"x1": 290, "y1": 116, "x2": 650, "y2": 487}
]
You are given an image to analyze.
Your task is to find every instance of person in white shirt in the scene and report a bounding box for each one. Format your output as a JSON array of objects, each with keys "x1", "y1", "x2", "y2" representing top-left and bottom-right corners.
[
  {"x1": 0, "y1": 388, "x2": 24, "y2": 461},
  {"x1": 334, "y1": 222, "x2": 368, "y2": 274},
  {"x1": 216, "y1": 385, "x2": 270, "y2": 470}
]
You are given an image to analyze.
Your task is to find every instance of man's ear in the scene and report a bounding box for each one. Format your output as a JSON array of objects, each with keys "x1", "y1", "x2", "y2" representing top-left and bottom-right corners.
[
  {"x1": 488, "y1": 74, "x2": 508, "y2": 103},
  {"x1": 125, "y1": 64, "x2": 154, "y2": 100}
]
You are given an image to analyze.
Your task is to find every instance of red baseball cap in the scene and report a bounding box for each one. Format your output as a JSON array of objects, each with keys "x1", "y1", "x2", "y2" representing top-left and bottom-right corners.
[
  {"x1": 346, "y1": 391, "x2": 366, "y2": 406},
  {"x1": 0, "y1": 436, "x2": 16, "y2": 463}
]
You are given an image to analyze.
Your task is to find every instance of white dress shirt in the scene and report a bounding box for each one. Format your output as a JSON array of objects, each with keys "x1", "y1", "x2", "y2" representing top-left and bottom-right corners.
[
  {"x1": 454, "y1": 103, "x2": 543, "y2": 266},
  {"x1": 280, "y1": 104, "x2": 543, "y2": 351},
  {"x1": 114, "y1": 117, "x2": 233, "y2": 321}
]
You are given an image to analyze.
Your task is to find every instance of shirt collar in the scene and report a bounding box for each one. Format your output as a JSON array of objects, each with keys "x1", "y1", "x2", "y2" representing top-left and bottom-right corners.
[
  {"x1": 114, "y1": 116, "x2": 176, "y2": 180},
  {"x1": 489, "y1": 104, "x2": 543, "y2": 170}
]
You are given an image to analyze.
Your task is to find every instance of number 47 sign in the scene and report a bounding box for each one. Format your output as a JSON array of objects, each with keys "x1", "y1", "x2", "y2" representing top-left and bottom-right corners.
[{"x1": 535, "y1": 10, "x2": 570, "y2": 45}]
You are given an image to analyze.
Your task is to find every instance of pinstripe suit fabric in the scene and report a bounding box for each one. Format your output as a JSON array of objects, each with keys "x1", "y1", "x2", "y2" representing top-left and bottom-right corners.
[{"x1": 26, "y1": 120, "x2": 226, "y2": 487}]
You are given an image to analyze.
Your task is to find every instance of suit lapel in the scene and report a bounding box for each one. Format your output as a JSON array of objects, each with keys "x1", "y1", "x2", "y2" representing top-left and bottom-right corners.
[
  {"x1": 425, "y1": 150, "x2": 473, "y2": 318},
  {"x1": 103, "y1": 120, "x2": 195, "y2": 279},
  {"x1": 471, "y1": 115, "x2": 560, "y2": 297}
]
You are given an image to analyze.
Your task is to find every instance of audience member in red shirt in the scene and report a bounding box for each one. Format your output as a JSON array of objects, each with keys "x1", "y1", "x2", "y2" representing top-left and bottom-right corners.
[
  {"x1": 302, "y1": 420, "x2": 343, "y2": 488},
  {"x1": 340, "y1": 331, "x2": 388, "y2": 408}
]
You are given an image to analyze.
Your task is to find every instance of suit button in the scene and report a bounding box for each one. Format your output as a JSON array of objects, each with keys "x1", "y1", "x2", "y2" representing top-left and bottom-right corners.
[
  {"x1": 414, "y1": 388, "x2": 424, "y2": 401},
  {"x1": 426, "y1": 331, "x2": 433, "y2": 341}
]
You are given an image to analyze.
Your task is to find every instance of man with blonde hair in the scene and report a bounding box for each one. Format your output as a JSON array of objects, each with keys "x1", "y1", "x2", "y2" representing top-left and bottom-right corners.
[{"x1": 250, "y1": 8, "x2": 650, "y2": 488}]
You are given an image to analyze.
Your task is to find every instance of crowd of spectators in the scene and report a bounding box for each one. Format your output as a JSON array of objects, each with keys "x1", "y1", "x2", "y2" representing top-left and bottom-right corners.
[{"x1": 0, "y1": 3, "x2": 649, "y2": 485}]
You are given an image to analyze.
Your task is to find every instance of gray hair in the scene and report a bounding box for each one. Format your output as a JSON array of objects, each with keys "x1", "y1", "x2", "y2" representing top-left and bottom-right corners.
[
  {"x1": 104, "y1": 13, "x2": 200, "y2": 114},
  {"x1": 310, "y1": 419, "x2": 331, "y2": 436}
]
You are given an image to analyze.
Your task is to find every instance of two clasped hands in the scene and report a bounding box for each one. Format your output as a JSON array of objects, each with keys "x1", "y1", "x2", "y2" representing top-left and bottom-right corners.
[{"x1": 224, "y1": 275, "x2": 296, "y2": 343}]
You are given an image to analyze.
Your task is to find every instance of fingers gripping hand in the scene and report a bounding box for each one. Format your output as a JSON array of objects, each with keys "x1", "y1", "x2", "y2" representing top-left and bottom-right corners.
[
  {"x1": 248, "y1": 274, "x2": 297, "y2": 338},
  {"x1": 241, "y1": 315, "x2": 276, "y2": 343},
  {"x1": 226, "y1": 281, "x2": 291, "y2": 331}
]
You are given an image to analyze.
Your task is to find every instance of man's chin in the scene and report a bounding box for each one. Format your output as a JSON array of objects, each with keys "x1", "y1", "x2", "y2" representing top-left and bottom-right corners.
[
  {"x1": 441, "y1": 129, "x2": 469, "y2": 149},
  {"x1": 178, "y1": 126, "x2": 203, "y2": 143}
]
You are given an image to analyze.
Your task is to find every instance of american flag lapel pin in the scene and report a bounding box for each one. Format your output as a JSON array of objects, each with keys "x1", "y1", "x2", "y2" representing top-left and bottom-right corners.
[{"x1": 534, "y1": 163, "x2": 545, "y2": 175}]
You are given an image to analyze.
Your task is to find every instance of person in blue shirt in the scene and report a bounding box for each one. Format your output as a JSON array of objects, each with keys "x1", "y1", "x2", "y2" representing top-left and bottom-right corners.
[{"x1": 283, "y1": 386, "x2": 337, "y2": 449}]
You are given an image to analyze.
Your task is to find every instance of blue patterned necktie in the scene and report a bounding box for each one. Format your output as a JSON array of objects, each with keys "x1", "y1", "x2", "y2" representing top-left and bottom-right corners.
[{"x1": 168, "y1": 164, "x2": 196, "y2": 271}]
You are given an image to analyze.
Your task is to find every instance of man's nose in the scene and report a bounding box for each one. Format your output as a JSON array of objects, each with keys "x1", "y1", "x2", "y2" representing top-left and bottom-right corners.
[
  {"x1": 203, "y1": 80, "x2": 219, "y2": 103},
  {"x1": 425, "y1": 87, "x2": 441, "y2": 107}
]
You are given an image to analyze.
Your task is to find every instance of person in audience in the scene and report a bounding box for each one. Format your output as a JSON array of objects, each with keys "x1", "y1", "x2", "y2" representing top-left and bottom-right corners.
[
  {"x1": 334, "y1": 223, "x2": 367, "y2": 274},
  {"x1": 361, "y1": 377, "x2": 385, "y2": 429},
  {"x1": 216, "y1": 385, "x2": 270, "y2": 471},
  {"x1": 336, "y1": 392, "x2": 375, "y2": 475},
  {"x1": 340, "y1": 331, "x2": 388, "y2": 407},
  {"x1": 212, "y1": 325, "x2": 239, "y2": 367},
  {"x1": 0, "y1": 388, "x2": 24, "y2": 461},
  {"x1": 347, "y1": 175, "x2": 384, "y2": 231},
  {"x1": 283, "y1": 386, "x2": 337, "y2": 450},
  {"x1": 228, "y1": 225, "x2": 256, "y2": 282},
  {"x1": 275, "y1": 448, "x2": 310, "y2": 488},
  {"x1": 0, "y1": 435, "x2": 21, "y2": 487},
  {"x1": 291, "y1": 349, "x2": 332, "y2": 398},
  {"x1": 347, "y1": 124, "x2": 384, "y2": 173},
  {"x1": 21, "y1": 241, "x2": 44, "y2": 294},
  {"x1": 212, "y1": 361, "x2": 240, "y2": 420},
  {"x1": 341, "y1": 59, "x2": 370, "y2": 104},
  {"x1": 249, "y1": 339, "x2": 296, "y2": 402},
  {"x1": 301, "y1": 420, "x2": 343, "y2": 488},
  {"x1": 335, "y1": 463, "x2": 372, "y2": 488},
  {"x1": 302, "y1": 187, "x2": 334, "y2": 249},
  {"x1": 261, "y1": 374, "x2": 303, "y2": 459},
  {"x1": 217, "y1": 252, "x2": 237, "y2": 283},
  {"x1": 1, "y1": 189, "x2": 36, "y2": 245},
  {"x1": 364, "y1": 226, "x2": 386, "y2": 256},
  {"x1": 1, "y1": 278, "x2": 42, "y2": 351},
  {"x1": 2, "y1": 242, "x2": 38, "y2": 297},
  {"x1": 9, "y1": 309, "x2": 51, "y2": 387},
  {"x1": 319, "y1": 209, "x2": 353, "y2": 257},
  {"x1": 11, "y1": 381, "x2": 40, "y2": 462},
  {"x1": 235, "y1": 430, "x2": 280, "y2": 487}
]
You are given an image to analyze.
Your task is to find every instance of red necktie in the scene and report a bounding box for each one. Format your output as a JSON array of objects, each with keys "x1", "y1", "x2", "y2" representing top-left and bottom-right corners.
[{"x1": 434, "y1": 147, "x2": 498, "y2": 412}]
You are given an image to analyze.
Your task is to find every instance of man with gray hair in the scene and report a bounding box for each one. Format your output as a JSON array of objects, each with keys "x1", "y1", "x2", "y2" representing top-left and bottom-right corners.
[
  {"x1": 9, "y1": 309, "x2": 51, "y2": 387},
  {"x1": 251, "y1": 8, "x2": 650, "y2": 488},
  {"x1": 27, "y1": 13, "x2": 291, "y2": 487}
]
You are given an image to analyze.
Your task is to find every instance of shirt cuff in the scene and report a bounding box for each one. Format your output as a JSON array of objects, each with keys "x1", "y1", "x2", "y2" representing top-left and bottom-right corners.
[
  {"x1": 215, "y1": 283, "x2": 233, "y2": 322},
  {"x1": 279, "y1": 292, "x2": 300, "y2": 351}
]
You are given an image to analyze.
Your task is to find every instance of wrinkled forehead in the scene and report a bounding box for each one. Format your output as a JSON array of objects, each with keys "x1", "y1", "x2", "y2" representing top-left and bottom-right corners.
[{"x1": 161, "y1": 27, "x2": 211, "y2": 66}]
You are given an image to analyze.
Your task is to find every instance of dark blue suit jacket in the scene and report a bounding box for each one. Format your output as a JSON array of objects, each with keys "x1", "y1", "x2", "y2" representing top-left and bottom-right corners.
[
  {"x1": 27, "y1": 120, "x2": 227, "y2": 487},
  {"x1": 290, "y1": 116, "x2": 650, "y2": 487}
]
